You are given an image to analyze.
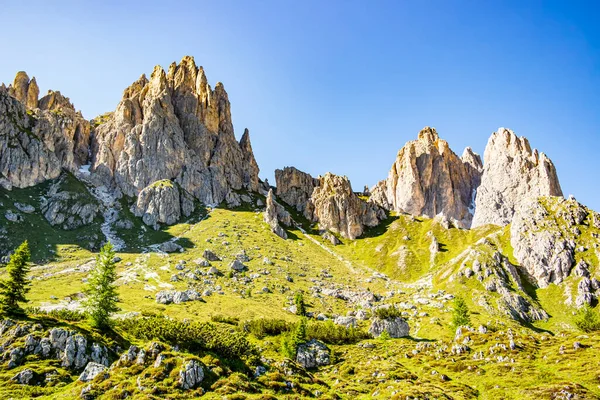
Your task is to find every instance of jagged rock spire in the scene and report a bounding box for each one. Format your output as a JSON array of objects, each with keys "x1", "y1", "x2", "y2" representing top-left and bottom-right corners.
[
  {"x1": 471, "y1": 128, "x2": 563, "y2": 227},
  {"x1": 370, "y1": 127, "x2": 482, "y2": 228}
]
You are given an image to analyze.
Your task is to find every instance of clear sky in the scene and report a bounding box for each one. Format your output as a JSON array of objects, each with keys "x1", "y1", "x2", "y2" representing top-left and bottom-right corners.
[{"x1": 1, "y1": 1, "x2": 599, "y2": 210}]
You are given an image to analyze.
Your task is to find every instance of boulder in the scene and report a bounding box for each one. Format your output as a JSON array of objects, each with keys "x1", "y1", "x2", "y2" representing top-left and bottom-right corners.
[
  {"x1": 296, "y1": 339, "x2": 330, "y2": 369},
  {"x1": 11, "y1": 368, "x2": 35, "y2": 385},
  {"x1": 132, "y1": 180, "x2": 194, "y2": 228},
  {"x1": 369, "y1": 317, "x2": 410, "y2": 338},
  {"x1": 178, "y1": 360, "x2": 205, "y2": 389},
  {"x1": 203, "y1": 249, "x2": 221, "y2": 261},
  {"x1": 78, "y1": 362, "x2": 107, "y2": 382}
]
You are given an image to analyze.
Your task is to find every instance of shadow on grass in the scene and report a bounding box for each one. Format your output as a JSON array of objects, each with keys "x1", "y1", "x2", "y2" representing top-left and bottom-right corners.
[{"x1": 361, "y1": 214, "x2": 400, "y2": 238}]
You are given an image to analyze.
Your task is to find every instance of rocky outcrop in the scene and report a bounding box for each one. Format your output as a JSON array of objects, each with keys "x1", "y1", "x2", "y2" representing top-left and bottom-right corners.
[
  {"x1": 0, "y1": 72, "x2": 91, "y2": 189},
  {"x1": 155, "y1": 289, "x2": 201, "y2": 304},
  {"x1": 305, "y1": 173, "x2": 384, "y2": 239},
  {"x1": 78, "y1": 362, "x2": 108, "y2": 382},
  {"x1": 41, "y1": 175, "x2": 100, "y2": 230},
  {"x1": 510, "y1": 197, "x2": 590, "y2": 288},
  {"x1": 370, "y1": 127, "x2": 482, "y2": 228},
  {"x1": 178, "y1": 360, "x2": 205, "y2": 389},
  {"x1": 296, "y1": 339, "x2": 330, "y2": 369},
  {"x1": 90, "y1": 56, "x2": 260, "y2": 207},
  {"x1": 275, "y1": 167, "x2": 319, "y2": 212},
  {"x1": 0, "y1": 321, "x2": 110, "y2": 371},
  {"x1": 264, "y1": 189, "x2": 292, "y2": 239},
  {"x1": 472, "y1": 128, "x2": 563, "y2": 227},
  {"x1": 132, "y1": 180, "x2": 195, "y2": 229},
  {"x1": 369, "y1": 317, "x2": 410, "y2": 338}
]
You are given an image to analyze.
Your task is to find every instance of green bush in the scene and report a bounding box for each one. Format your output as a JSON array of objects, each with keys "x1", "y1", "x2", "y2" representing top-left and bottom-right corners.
[
  {"x1": 241, "y1": 318, "x2": 294, "y2": 339},
  {"x1": 306, "y1": 320, "x2": 370, "y2": 344},
  {"x1": 118, "y1": 316, "x2": 258, "y2": 362},
  {"x1": 574, "y1": 304, "x2": 600, "y2": 332},
  {"x1": 374, "y1": 306, "x2": 402, "y2": 319},
  {"x1": 27, "y1": 307, "x2": 86, "y2": 322},
  {"x1": 211, "y1": 314, "x2": 240, "y2": 326}
]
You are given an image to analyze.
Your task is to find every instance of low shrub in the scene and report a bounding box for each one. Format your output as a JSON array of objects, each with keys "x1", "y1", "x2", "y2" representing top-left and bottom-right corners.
[
  {"x1": 306, "y1": 320, "x2": 370, "y2": 344},
  {"x1": 574, "y1": 304, "x2": 600, "y2": 332},
  {"x1": 118, "y1": 316, "x2": 258, "y2": 362},
  {"x1": 241, "y1": 318, "x2": 294, "y2": 339},
  {"x1": 211, "y1": 314, "x2": 240, "y2": 326},
  {"x1": 373, "y1": 306, "x2": 403, "y2": 320},
  {"x1": 27, "y1": 307, "x2": 86, "y2": 322}
]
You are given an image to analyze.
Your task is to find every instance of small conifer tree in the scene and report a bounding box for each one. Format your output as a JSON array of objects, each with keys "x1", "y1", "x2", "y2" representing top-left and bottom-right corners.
[
  {"x1": 450, "y1": 296, "x2": 471, "y2": 331},
  {"x1": 0, "y1": 241, "x2": 31, "y2": 316},
  {"x1": 295, "y1": 292, "x2": 306, "y2": 316},
  {"x1": 84, "y1": 242, "x2": 120, "y2": 330}
]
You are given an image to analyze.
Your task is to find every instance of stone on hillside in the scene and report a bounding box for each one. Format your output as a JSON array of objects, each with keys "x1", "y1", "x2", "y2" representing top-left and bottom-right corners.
[
  {"x1": 11, "y1": 368, "x2": 35, "y2": 385},
  {"x1": 334, "y1": 316, "x2": 357, "y2": 328},
  {"x1": 230, "y1": 259, "x2": 246, "y2": 272},
  {"x1": 236, "y1": 250, "x2": 250, "y2": 262},
  {"x1": 322, "y1": 231, "x2": 341, "y2": 245},
  {"x1": 78, "y1": 362, "x2": 107, "y2": 382},
  {"x1": 196, "y1": 258, "x2": 210, "y2": 267},
  {"x1": 178, "y1": 360, "x2": 205, "y2": 389},
  {"x1": 369, "y1": 317, "x2": 410, "y2": 338},
  {"x1": 13, "y1": 202, "x2": 35, "y2": 213},
  {"x1": 472, "y1": 128, "x2": 562, "y2": 227},
  {"x1": 275, "y1": 167, "x2": 319, "y2": 212},
  {"x1": 155, "y1": 290, "x2": 200, "y2": 304},
  {"x1": 203, "y1": 249, "x2": 221, "y2": 261},
  {"x1": 296, "y1": 339, "x2": 330, "y2": 369},
  {"x1": 305, "y1": 173, "x2": 385, "y2": 239},
  {"x1": 370, "y1": 127, "x2": 482, "y2": 228},
  {"x1": 158, "y1": 241, "x2": 183, "y2": 253},
  {"x1": 5, "y1": 210, "x2": 22, "y2": 222}
]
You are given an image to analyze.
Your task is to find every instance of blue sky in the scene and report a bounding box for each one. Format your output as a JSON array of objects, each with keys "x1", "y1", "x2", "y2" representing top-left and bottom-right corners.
[{"x1": 1, "y1": 1, "x2": 599, "y2": 210}]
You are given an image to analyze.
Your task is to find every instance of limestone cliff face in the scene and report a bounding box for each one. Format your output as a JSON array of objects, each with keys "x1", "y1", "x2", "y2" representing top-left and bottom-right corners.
[
  {"x1": 275, "y1": 166, "x2": 319, "y2": 212},
  {"x1": 370, "y1": 127, "x2": 482, "y2": 228},
  {"x1": 305, "y1": 173, "x2": 385, "y2": 240},
  {"x1": 91, "y1": 56, "x2": 260, "y2": 209},
  {"x1": 471, "y1": 128, "x2": 563, "y2": 227},
  {"x1": 0, "y1": 73, "x2": 90, "y2": 189}
]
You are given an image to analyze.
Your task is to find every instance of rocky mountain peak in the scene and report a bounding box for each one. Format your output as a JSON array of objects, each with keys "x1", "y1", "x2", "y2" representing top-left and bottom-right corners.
[
  {"x1": 417, "y1": 126, "x2": 439, "y2": 143},
  {"x1": 8, "y1": 71, "x2": 39, "y2": 109},
  {"x1": 471, "y1": 128, "x2": 563, "y2": 227},
  {"x1": 91, "y1": 55, "x2": 260, "y2": 219},
  {"x1": 370, "y1": 127, "x2": 481, "y2": 228},
  {"x1": 305, "y1": 172, "x2": 384, "y2": 239}
]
